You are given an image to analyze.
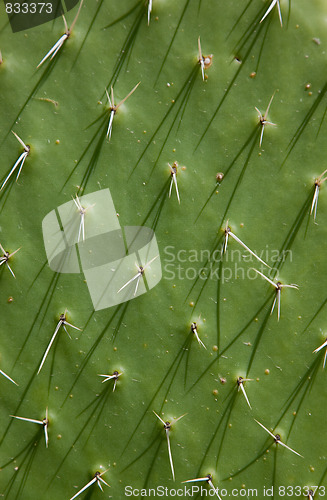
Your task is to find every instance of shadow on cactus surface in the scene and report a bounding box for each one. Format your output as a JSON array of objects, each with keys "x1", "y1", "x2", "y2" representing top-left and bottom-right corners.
[{"x1": 0, "y1": 0, "x2": 326, "y2": 498}]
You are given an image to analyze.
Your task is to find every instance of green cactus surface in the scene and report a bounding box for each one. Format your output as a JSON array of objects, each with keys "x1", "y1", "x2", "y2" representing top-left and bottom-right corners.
[{"x1": 0, "y1": 0, "x2": 326, "y2": 499}]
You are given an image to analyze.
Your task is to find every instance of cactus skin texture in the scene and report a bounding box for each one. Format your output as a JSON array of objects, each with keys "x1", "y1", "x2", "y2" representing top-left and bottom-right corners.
[{"x1": 0, "y1": 0, "x2": 327, "y2": 498}]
